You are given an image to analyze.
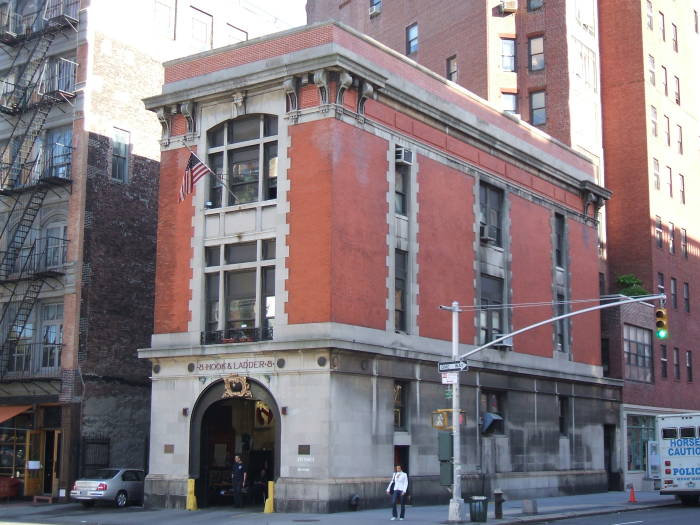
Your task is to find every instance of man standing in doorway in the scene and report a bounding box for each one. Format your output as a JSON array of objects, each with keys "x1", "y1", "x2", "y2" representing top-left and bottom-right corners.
[{"x1": 231, "y1": 454, "x2": 247, "y2": 508}]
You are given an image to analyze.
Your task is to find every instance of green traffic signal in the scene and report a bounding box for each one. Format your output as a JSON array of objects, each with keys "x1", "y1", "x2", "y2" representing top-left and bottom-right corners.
[{"x1": 655, "y1": 307, "x2": 669, "y2": 339}]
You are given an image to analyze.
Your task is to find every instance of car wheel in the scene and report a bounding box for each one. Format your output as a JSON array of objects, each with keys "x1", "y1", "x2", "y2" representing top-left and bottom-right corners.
[
  {"x1": 80, "y1": 501, "x2": 95, "y2": 508},
  {"x1": 115, "y1": 490, "x2": 128, "y2": 508},
  {"x1": 679, "y1": 495, "x2": 699, "y2": 506}
]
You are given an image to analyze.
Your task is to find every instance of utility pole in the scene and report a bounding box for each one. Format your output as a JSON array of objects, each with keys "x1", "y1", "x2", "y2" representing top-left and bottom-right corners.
[{"x1": 439, "y1": 293, "x2": 665, "y2": 523}]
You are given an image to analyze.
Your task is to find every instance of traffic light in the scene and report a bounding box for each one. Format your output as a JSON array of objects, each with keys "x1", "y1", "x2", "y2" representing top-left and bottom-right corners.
[{"x1": 655, "y1": 307, "x2": 669, "y2": 339}]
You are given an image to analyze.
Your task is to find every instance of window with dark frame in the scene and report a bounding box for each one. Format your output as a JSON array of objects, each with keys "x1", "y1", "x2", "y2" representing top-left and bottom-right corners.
[
  {"x1": 659, "y1": 11, "x2": 665, "y2": 40},
  {"x1": 480, "y1": 390, "x2": 505, "y2": 434},
  {"x1": 406, "y1": 23, "x2": 418, "y2": 54},
  {"x1": 673, "y1": 75, "x2": 680, "y2": 104},
  {"x1": 695, "y1": 10, "x2": 699, "y2": 33},
  {"x1": 653, "y1": 158, "x2": 660, "y2": 189},
  {"x1": 671, "y1": 277, "x2": 677, "y2": 308},
  {"x1": 529, "y1": 36, "x2": 544, "y2": 70},
  {"x1": 111, "y1": 128, "x2": 129, "y2": 182},
  {"x1": 650, "y1": 106, "x2": 657, "y2": 136},
  {"x1": 559, "y1": 396, "x2": 570, "y2": 435},
  {"x1": 393, "y1": 381, "x2": 408, "y2": 430},
  {"x1": 479, "y1": 274, "x2": 504, "y2": 344},
  {"x1": 687, "y1": 351, "x2": 693, "y2": 382},
  {"x1": 660, "y1": 344, "x2": 668, "y2": 378},
  {"x1": 674, "y1": 347, "x2": 680, "y2": 379},
  {"x1": 681, "y1": 228, "x2": 688, "y2": 258},
  {"x1": 446, "y1": 55, "x2": 457, "y2": 81},
  {"x1": 501, "y1": 39, "x2": 516, "y2": 71},
  {"x1": 664, "y1": 115, "x2": 670, "y2": 146},
  {"x1": 556, "y1": 293, "x2": 568, "y2": 352},
  {"x1": 684, "y1": 282, "x2": 690, "y2": 312},
  {"x1": 655, "y1": 216, "x2": 663, "y2": 248},
  {"x1": 666, "y1": 166, "x2": 672, "y2": 197},
  {"x1": 676, "y1": 125, "x2": 683, "y2": 154},
  {"x1": 669, "y1": 222, "x2": 675, "y2": 254},
  {"x1": 672, "y1": 23, "x2": 678, "y2": 51},
  {"x1": 554, "y1": 213, "x2": 566, "y2": 268},
  {"x1": 657, "y1": 272, "x2": 665, "y2": 292},
  {"x1": 395, "y1": 165, "x2": 408, "y2": 216},
  {"x1": 395, "y1": 249, "x2": 408, "y2": 332},
  {"x1": 530, "y1": 90, "x2": 546, "y2": 125},
  {"x1": 623, "y1": 324, "x2": 653, "y2": 382},
  {"x1": 479, "y1": 182, "x2": 504, "y2": 246},
  {"x1": 679, "y1": 174, "x2": 685, "y2": 203}
]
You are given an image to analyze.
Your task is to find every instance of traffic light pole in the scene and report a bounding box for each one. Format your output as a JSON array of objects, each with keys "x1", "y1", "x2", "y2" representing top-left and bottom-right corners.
[{"x1": 440, "y1": 293, "x2": 665, "y2": 522}]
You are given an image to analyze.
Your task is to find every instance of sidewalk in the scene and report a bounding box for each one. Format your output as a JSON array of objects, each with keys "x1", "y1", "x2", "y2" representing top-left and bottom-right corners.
[{"x1": 0, "y1": 490, "x2": 679, "y2": 524}]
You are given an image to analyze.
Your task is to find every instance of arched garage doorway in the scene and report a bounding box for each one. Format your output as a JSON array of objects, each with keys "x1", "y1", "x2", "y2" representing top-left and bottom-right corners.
[{"x1": 189, "y1": 376, "x2": 280, "y2": 507}]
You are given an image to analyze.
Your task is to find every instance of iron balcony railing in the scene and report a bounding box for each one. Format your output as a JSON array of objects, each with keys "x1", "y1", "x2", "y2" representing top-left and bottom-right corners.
[
  {"x1": 201, "y1": 326, "x2": 273, "y2": 345},
  {"x1": 44, "y1": 0, "x2": 80, "y2": 22},
  {"x1": 0, "y1": 0, "x2": 79, "y2": 39},
  {"x1": 0, "y1": 142, "x2": 72, "y2": 191},
  {"x1": 40, "y1": 58, "x2": 77, "y2": 96},
  {"x1": 0, "y1": 236, "x2": 69, "y2": 280},
  {"x1": 0, "y1": 341, "x2": 62, "y2": 379}
]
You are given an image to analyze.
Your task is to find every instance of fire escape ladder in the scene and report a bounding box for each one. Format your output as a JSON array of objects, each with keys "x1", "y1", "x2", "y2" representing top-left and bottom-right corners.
[{"x1": 0, "y1": 187, "x2": 48, "y2": 278}]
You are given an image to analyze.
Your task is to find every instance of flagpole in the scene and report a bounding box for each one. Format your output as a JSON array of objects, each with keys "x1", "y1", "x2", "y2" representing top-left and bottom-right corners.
[{"x1": 181, "y1": 140, "x2": 240, "y2": 205}]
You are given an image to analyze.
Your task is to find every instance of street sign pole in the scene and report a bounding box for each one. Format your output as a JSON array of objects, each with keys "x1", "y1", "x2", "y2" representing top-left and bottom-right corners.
[{"x1": 447, "y1": 301, "x2": 463, "y2": 521}]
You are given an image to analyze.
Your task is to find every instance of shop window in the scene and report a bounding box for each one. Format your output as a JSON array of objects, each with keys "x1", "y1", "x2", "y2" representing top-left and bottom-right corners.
[{"x1": 626, "y1": 414, "x2": 655, "y2": 471}]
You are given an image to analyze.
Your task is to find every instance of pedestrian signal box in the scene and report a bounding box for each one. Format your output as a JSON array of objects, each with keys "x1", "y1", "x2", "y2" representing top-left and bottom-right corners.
[
  {"x1": 655, "y1": 307, "x2": 669, "y2": 339},
  {"x1": 438, "y1": 431, "x2": 453, "y2": 486}
]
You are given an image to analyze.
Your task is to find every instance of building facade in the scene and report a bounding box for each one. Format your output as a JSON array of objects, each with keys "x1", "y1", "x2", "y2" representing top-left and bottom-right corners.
[
  {"x1": 141, "y1": 21, "x2": 617, "y2": 512},
  {"x1": 309, "y1": 0, "x2": 700, "y2": 495},
  {"x1": 0, "y1": 0, "x2": 298, "y2": 500}
]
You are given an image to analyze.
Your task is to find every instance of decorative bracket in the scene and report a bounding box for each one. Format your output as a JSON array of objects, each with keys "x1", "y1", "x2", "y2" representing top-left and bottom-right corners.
[
  {"x1": 283, "y1": 77, "x2": 300, "y2": 123},
  {"x1": 232, "y1": 91, "x2": 246, "y2": 118},
  {"x1": 156, "y1": 107, "x2": 171, "y2": 143},
  {"x1": 179, "y1": 101, "x2": 196, "y2": 134},
  {"x1": 313, "y1": 69, "x2": 329, "y2": 106},
  {"x1": 357, "y1": 81, "x2": 374, "y2": 120},
  {"x1": 336, "y1": 71, "x2": 353, "y2": 106}
]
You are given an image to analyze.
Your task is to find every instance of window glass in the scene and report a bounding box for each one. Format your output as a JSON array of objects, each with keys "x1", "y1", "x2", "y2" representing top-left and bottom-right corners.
[
  {"x1": 264, "y1": 142, "x2": 278, "y2": 200},
  {"x1": 661, "y1": 427, "x2": 677, "y2": 439},
  {"x1": 446, "y1": 55, "x2": 457, "y2": 81},
  {"x1": 225, "y1": 241, "x2": 257, "y2": 264},
  {"x1": 501, "y1": 39, "x2": 515, "y2": 71},
  {"x1": 208, "y1": 124, "x2": 225, "y2": 147},
  {"x1": 528, "y1": 0, "x2": 543, "y2": 10},
  {"x1": 681, "y1": 427, "x2": 696, "y2": 438},
  {"x1": 529, "y1": 36, "x2": 544, "y2": 70},
  {"x1": 225, "y1": 269, "x2": 256, "y2": 330},
  {"x1": 480, "y1": 274, "x2": 504, "y2": 344},
  {"x1": 530, "y1": 91, "x2": 546, "y2": 125},
  {"x1": 262, "y1": 239, "x2": 276, "y2": 260},
  {"x1": 111, "y1": 128, "x2": 129, "y2": 182},
  {"x1": 205, "y1": 246, "x2": 220, "y2": 267},
  {"x1": 395, "y1": 249, "x2": 408, "y2": 332},
  {"x1": 502, "y1": 93, "x2": 517, "y2": 114},
  {"x1": 228, "y1": 146, "x2": 259, "y2": 204},
  {"x1": 406, "y1": 23, "x2": 418, "y2": 54},
  {"x1": 228, "y1": 116, "x2": 260, "y2": 144},
  {"x1": 627, "y1": 415, "x2": 655, "y2": 471},
  {"x1": 623, "y1": 324, "x2": 653, "y2": 382}
]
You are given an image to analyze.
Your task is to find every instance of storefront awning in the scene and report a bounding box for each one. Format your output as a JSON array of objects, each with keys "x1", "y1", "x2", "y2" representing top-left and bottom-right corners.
[{"x1": 0, "y1": 405, "x2": 31, "y2": 424}]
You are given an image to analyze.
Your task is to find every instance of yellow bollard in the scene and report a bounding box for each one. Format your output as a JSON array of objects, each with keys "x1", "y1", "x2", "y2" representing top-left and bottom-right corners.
[
  {"x1": 263, "y1": 480, "x2": 274, "y2": 513},
  {"x1": 186, "y1": 478, "x2": 198, "y2": 511}
]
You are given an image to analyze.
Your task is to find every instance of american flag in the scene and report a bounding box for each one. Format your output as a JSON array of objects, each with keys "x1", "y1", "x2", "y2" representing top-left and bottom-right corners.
[{"x1": 178, "y1": 152, "x2": 213, "y2": 203}]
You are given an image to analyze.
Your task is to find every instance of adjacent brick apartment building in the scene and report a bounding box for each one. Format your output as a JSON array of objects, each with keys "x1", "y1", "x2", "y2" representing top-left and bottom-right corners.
[
  {"x1": 0, "y1": 0, "x2": 297, "y2": 500},
  {"x1": 141, "y1": 21, "x2": 615, "y2": 511},
  {"x1": 307, "y1": 0, "x2": 700, "y2": 491}
]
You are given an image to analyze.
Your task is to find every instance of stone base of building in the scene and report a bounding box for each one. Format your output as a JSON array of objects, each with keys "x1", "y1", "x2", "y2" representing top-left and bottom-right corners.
[{"x1": 142, "y1": 471, "x2": 609, "y2": 512}]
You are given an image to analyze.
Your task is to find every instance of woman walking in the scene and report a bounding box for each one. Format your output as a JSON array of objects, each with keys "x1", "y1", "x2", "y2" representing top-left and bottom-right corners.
[{"x1": 386, "y1": 464, "x2": 409, "y2": 520}]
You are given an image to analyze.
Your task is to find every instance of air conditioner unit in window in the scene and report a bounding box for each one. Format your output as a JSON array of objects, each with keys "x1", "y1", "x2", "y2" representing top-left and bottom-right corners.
[
  {"x1": 479, "y1": 224, "x2": 497, "y2": 243},
  {"x1": 369, "y1": 4, "x2": 381, "y2": 17},
  {"x1": 395, "y1": 147, "x2": 413, "y2": 165},
  {"x1": 500, "y1": 0, "x2": 518, "y2": 14}
]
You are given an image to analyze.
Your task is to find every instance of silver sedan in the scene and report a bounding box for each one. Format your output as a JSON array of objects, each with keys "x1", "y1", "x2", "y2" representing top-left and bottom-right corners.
[{"x1": 70, "y1": 468, "x2": 145, "y2": 508}]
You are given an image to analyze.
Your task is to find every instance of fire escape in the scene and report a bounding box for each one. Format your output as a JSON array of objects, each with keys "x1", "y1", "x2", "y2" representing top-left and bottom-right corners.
[{"x1": 0, "y1": 0, "x2": 78, "y2": 379}]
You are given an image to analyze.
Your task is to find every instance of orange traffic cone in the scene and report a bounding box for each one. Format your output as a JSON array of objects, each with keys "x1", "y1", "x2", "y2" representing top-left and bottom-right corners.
[{"x1": 628, "y1": 485, "x2": 637, "y2": 503}]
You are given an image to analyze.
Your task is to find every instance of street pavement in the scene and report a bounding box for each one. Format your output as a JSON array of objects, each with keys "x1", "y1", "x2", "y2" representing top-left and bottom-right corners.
[{"x1": 0, "y1": 490, "x2": 680, "y2": 524}]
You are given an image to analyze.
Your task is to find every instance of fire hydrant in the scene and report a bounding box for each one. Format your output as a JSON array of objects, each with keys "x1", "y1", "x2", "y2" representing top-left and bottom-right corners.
[{"x1": 493, "y1": 489, "x2": 505, "y2": 519}]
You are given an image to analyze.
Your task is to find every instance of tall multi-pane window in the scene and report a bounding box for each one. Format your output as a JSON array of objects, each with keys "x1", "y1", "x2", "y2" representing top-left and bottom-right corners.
[
  {"x1": 207, "y1": 114, "x2": 278, "y2": 207},
  {"x1": 393, "y1": 381, "x2": 408, "y2": 430},
  {"x1": 501, "y1": 39, "x2": 516, "y2": 71},
  {"x1": 688, "y1": 351, "x2": 693, "y2": 382},
  {"x1": 673, "y1": 76, "x2": 680, "y2": 104},
  {"x1": 646, "y1": 1, "x2": 653, "y2": 29},
  {"x1": 446, "y1": 55, "x2": 457, "y2": 81},
  {"x1": 203, "y1": 238, "x2": 276, "y2": 343},
  {"x1": 623, "y1": 324, "x2": 653, "y2": 382},
  {"x1": 479, "y1": 182, "x2": 504, "y2": 246},
  {"x1": 661, "y1": 66, "x2": 667, "y2": 95},
  {"x1": 406, "y1": 23, "x2": 418, "y2": 54},
  {"x1": 554, "y1": 213, "x2": 566, "y2": 268},
  {"x1": 40, "y1": 303, "x2": 63, "y2": 369},
  {"x1": 684, "y1": 282, "x2": 690, "y2": 312},
  {"x1": 660, "y1": 344, "x2": 668, "y2": 378},
  {"x1": 664, "y1": 115, "x2": 670, "y2": 146},
  {"x1": 659, "y1": 11, "x2": 665, "y2": 40},
  {"x1": 679, "y1": 174, "x2": 685, "y2": 204},
  {"x1": 502, "y1": 92, "x2": 518, "y2": 114},
  {"x1": 674, "y1": 347, "x2": 680, "y2": 379},
  {"x1": 530, "y1": 90, "x2": 546, "y2": 125},
  {"x1": 555, "y1": 293, "x2": 568, "y2": 352},
  {"x1": 681, "y1": 228, "x2": 688, "y2": 258},
  {"x1": 395, "y1": 164, "x2": 408, "y2": 216},
  {"x1": 666, "y1": 166, "x2": 672, "y2": 197},
  {"x1": 676, "y1": 125, "x2": 683, "y2": 153},
  {"x1": 627, "y1": 414, "x2": 655, "y2": 471},
  {"x1": 671, "y1": 277, "x2": 678, "y2": 308},
  {"x1": 669, "y1": 222, "x2": 675, "y2": 254},
  {"x1": 648, "y1": 54, "x2": 655, "y2": 84},
  {"x1": 671, "y1": 23, "x2": 678, "y2": 51},
  {"x1": 650, "y1": 106, "x2": 657, "y2": 136},
  {"x1": 655, "y1": 216, "x2": 663, "y2": 248},
  {"x1": 395, "y1": 249, "x2": 408, "y2": 332},
  {"x1": 112, "y1": 128, "x2": 129, "y2": 182},
  {"x1": 529, "y1": 36, "x2": 544, "y2": 70},
  {"x1": 657, "y1": 272, "x2": 665, "y2": 292},
  {"x1": 479, "y1": 275, "x2": 504, "y2": 344},
  {"x1": 652, "y1": 158, "x2": 659, "y2": 189}
]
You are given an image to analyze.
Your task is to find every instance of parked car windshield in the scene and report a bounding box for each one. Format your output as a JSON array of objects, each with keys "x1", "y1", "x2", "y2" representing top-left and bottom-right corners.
[{"x1": 90, "y1": 469, "x2": 120, "y2": 479}]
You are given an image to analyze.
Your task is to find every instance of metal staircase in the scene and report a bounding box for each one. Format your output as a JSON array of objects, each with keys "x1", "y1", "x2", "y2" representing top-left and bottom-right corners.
[{"x1": 0, "y1": 0, "x2": 78, "y2": 379}]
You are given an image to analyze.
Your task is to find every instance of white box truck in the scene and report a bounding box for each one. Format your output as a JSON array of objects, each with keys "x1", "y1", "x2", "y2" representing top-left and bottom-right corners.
[{"x1": 657, "y1": 413, "x2": 700, "y2": 505}]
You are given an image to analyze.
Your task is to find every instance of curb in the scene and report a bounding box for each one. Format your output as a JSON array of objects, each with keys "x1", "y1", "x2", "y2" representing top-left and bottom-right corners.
[{"x1": 489, "y1": 500, "x2": 679, "y2": 524}]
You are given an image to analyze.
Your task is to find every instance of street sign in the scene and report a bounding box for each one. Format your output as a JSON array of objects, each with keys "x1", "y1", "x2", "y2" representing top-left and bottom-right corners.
[
  {"x1": 441, "y1": 372, "x2": 458, "y2": 385},
  {"x1": 438, "y1": 360, "x2": 468, "y2": 372}
]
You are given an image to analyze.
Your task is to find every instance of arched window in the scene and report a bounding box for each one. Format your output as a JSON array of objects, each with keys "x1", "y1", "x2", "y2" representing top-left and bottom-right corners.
[{"x1": 206, "y1": 114, "x2": 278, "y2": 208}]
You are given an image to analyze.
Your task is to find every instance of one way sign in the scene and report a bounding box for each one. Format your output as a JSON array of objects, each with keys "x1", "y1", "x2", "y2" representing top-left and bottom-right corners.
[{"x1": 438, "y1": 360, "x2": 468, "y2": 373}]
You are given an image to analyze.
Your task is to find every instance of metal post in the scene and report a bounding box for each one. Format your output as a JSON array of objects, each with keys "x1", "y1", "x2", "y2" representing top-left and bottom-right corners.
[{"x1": 448, "y1": 301, "x2": 464, "y2": 521}]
